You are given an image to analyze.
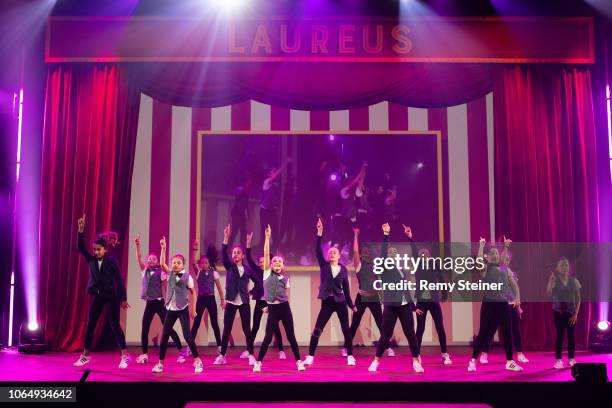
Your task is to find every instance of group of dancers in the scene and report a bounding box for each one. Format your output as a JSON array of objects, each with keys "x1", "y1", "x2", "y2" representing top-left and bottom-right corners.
[{"x1": 72, "y1": 213, "x2": 582, "y2": 374}]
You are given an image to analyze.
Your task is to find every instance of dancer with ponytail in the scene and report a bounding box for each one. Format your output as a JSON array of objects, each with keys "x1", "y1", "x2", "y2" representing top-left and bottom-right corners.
[
  {"x1": 252, "y1": 225, "x2": 306, "y2": 372},
  {"x1": 73, "y1": 214, "x2": 131, "y2": 369}
]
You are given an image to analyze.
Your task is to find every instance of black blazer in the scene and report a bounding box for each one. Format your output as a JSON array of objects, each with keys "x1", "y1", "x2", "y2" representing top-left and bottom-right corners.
[
  {"x1": 315, "y1": 236, "x2": 354, "y2": 309},
  {"x1": 408, "y1": 238, "x2": 446, "y2": 303},
  {"x1": 77, "y1": 232, "x2": 127, "y2": 301},
  {"x1": 222, "y1": 244, "x2": 259, "y2": 304}
]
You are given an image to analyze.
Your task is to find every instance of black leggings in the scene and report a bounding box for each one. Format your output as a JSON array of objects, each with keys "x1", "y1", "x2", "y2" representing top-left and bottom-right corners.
[
  {"x1": 308, "y1": 297, "x2": 352, "y2": 356},
  {"x1": 348, "y1": 294, "x2": 383, "y2": 345},
  {"x1": 554, "y1": 310, "x2": 576, "y2": 359},
  {"x1": 482, "y1": 305, "x2": 522, "y2": 353},
  {"x1": 257, "y1": 302, "x2": 301, "y2": 362},
  {"x1": 472, "y1": 302, "x2": 513, "y2": 360},
  {"x1": 84, "y1": 294, "x2": 127, "y2": 350},
  {"x1": 190, "y1": 295, "x2": 221, "y2": 346},
  {"x1": 415, "y1": 301, "x2": 447, "y2": 354},
  {"x1": 159, "y1": 308, "x2": 199, "y2": 360},
  {"x1": 252, "y1": 299, "x2": 284, "y2": 351},
  {"x1": 142, "y1": 299, "x2": 182, "y2": 354},
  {"x1": 375, "y1": 304, "x2": 419, "y2": 358},
  {"x1": 220, "y1": 303, "x2": 254, "y2": 356}
]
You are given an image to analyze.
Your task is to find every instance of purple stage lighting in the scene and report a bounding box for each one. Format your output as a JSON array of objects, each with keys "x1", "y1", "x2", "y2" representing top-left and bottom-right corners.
[
  {"x1": 330, "y1": 173, "x2": 338, "y2": 181},
  {"x1": 597, "y1": 321, "x2": 610, "y2": 332},
  {"x1": 329, "y1": 134, "x2": 335, "y2": 141},
  {"x1": 417, "y1": 161, "x2": 424, "y2": 169}
]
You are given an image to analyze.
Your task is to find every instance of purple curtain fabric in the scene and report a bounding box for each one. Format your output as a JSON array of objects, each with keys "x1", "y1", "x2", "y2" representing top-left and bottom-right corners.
[{"x1": 128, "y1": 62, "x2": 497, "y2": 109}]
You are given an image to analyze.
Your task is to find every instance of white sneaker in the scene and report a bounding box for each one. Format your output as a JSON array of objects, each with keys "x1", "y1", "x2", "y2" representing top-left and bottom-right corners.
[
  {"x1": 177, "y1": 351, "x2": 187, "y2": 364},
  {"x1": 216, "y1": 346, "x2": 222, "y2": 355},
  {"x1": 297, "y1": 360, "x2": 306, "y2": 371},
  {"x1": 152, "y1": 362, "x2": 163, "y2": 373},
  {"x1": 119, "y1": 354, "x2": 130, "y2": 369},
  {"x1": 413, "y1": 360, "x2": 425, "y2": 373},
  {"x1": 341, "y1": 348, "x2": 348, "y2": 357},
  {"x1": 248, "y1": 355, "x2": 256, "y2": 366},
  {"x1": 73, "y1": 354, "x2": 90, "y2": 367},
  {"x1": 442, "y1": 353, "x2": 452, "y2": 365},
  {"x1": 505, "y1": 360, "x2": 523, "y2": 371},
  {"x1": 386, "y1": 348, "x2": 396, "y2": 357},
  {"x1": 347, "y1": 355, "x2": 356, "y2": 366},
  {"x1": 194, "y1": 360, "x2": 203, "y2": 373},
  {"x1": 252, "y1": 361, "x2": 262, "y2": 373},
  {"x1": 136, "y1": 354, "x2": 148, "y2": 364},
  {"x1": 468, "y1": 360, "x2": 477, "y2": 372},
  {"x1": 553, "y1": 359, "x2": 564, "y2": 369},
  {"x1": 279, "y1": 351, "x2": 287, "y2": 360},
  {"x1": 517, "y1": 353, "x2": 529, "y2": 363},
  {"x1": 303, "y1": 355, "x2": 314, "y2": 365},
  {"x1": 240, "y1": 350, "x2": 250, "y2": 359},
  {"x1": 368, "y1": 359, "x2": 379, "y2": 372},
  {"x1": 418, "y1": 355, "x2": 422, "y2": 364},
  {"x1": 479, "y1": 352, "x2": 489, "y2": 364},
  {"x1": 213, "y1": 355, "x2": 227, "y2": 365},
  {"x1": 569, "y1": 358, "x2": 576, "y2": 367}
]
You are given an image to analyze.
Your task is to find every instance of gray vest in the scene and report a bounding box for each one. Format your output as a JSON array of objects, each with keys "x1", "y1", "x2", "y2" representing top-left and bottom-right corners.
[
  {"x1": 264, "y1": 272, "x2": 289, "y2": 303},
  {"x1": 482, "y1": 264, "x2": 510, "y2": 302},
  {"x1": 552, "y1": 277, "x2": 577, "y2": 314},
  {"x1": 165, "y1": 271, "x2": 190, "y2": 310},
  {"x1": 197, "y1": 268, "x2": 215, "y2": 297},
  {"x1": 141, "y1": 267, "x2": 164, "y2": 300}
]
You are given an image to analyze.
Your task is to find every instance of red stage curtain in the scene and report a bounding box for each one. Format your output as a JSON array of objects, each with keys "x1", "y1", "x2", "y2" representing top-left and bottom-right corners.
[
  {"x1": 39, "y1": 64, "x2": 140, "y2": 351},
  {"x1": 493, "y1": 66, "x2": 600, "y2": 350},
  {"x1": 129, "y1": 62, "x2": 497, "y2": 109}
]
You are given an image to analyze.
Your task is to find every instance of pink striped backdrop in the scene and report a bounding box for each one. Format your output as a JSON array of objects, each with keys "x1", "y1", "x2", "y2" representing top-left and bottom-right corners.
[{"x1": 125, "y1": 94, "x2": 496, "y2": 348}]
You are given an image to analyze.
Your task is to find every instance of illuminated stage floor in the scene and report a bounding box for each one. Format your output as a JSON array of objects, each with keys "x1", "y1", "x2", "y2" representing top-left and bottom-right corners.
[{"x1": 1, "y1": 346, "x2": 609, "y2": 383}]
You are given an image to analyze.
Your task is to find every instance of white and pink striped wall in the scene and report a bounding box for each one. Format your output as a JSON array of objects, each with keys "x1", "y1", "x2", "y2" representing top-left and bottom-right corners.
[{"x1": 126, "y1": 93, "x2": 496, "y2": 347}]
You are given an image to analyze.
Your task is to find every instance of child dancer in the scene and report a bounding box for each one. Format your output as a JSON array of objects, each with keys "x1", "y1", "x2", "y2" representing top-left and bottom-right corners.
[
  {"x1": 304, "y1": 218, "x2": 357, "y2": 367},
  {"x1": 151, "y1": 237, "x2": 203, "y2": 373},
  {"x1": 246, "y1": 232, "x2": 286, "y2": 360},
  {"x1": 252, "y1": 225, "x2": 306, "y2": 372},
  {"x1": 480, "y1": 237, "x2": 528, "y2": 364},
  {"x1": 190, "y1": 241, "x2": 225, "y2": 354},
  {"x1": 134, "y1": 235, "x2": 186, "y2": 364},
  {"x1": 404, "y1": 225, "x2": 452, "y2": 365},
  {"x1": 73, "y1": 214, "x2": 131, "y2": 369},
  {"x1": 213, "y1": 225, "x2": 258, "y2": 366},
  {"x1": 468, "y1": 237, "x2": 522, "y2": 372},
  {"x1": 546, "y1": 257, "x2": 581, "y2": 369},
  {"x1": 368, "y1": 223, "x2": 424, "y2": 373},
  {"x1": 342, "y1": 227, "x2": 389, "y2": 357}
]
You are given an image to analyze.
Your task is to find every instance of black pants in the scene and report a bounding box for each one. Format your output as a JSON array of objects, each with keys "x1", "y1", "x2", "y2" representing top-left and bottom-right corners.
[
  {"x1": 220, "y1": 303, "x2": 254, "y2": 355},
  {"x1": 142, "y1": 299, "x2": 182, "y2": 354},
  {"x1": 84, "y1": 294, "x2": 127, "y2": 350},
  {"x1": 472, "y1": 302, "x2": 513, "y2": 360},
  {"x1": 375, "y1": 304, "x2": 419, "y2": 358},
  {"x1": 554, "y1": 310, "x2": 576, "y2": 359},
  {"x1": 482, "y1": 305, "x2": 522, "y2": 353},
  {"x1": 259, "y1": 208, "x2": 278, "y2": 249},
  {"x1": 252, "y1": 299, "x2": 284, "y2": 351},
  {"x1": 257, "y1": 302, "x2": 301, "y2": 362},
  {"x1": 415, "y1": 301, "x2": 447, "y2": 354},
  {"x1": 348, "y1": 294, "x2": 383, "y2": 345},
  {"x1": 229, "y1": 214, "x2": 247, "y2": 248},
  {"x1": 159, "y1": 308, "x2": 199, "y2": 360},
  {"x1": 308, "y1": 297, "x2": 352, "y2": 356},
  {"x1": 190, "y1": 295, "x2": 222, "y2": 346}
]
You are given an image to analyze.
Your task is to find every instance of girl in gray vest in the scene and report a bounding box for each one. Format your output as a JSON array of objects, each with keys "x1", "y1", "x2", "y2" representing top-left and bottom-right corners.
[
  {"x1": 152, "y1": 237, "x2": 203, "y2": 373},
  {"x1": 546, "y1": 257, "x2": 581, "y2": 369},
  {"x1": 252, "y1": 225, "x2": 305, "y2": 372},
  {"x1": 134, "y1": 235, "x2": 185, "y2": 365}
]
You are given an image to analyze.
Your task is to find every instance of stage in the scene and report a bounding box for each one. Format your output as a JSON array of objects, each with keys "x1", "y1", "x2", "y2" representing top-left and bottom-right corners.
[{"x1": 1, "y1": 346, "x2": 610, "y2": 383}]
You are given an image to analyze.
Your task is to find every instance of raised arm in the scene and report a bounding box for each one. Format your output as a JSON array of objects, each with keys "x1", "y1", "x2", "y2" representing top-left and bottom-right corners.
[
  {"x1": 344, "y1": 161, "x2": 368, "y2": 192},
  {"x1": 266, "y1": 159, "x2": 291, "y2": 184},
  {"x1": 221, "y1": 224, "x2": 232, "y2": 271},
  {"x1": 263, "y1": 225, "x2": 271, "y2": 271},
  {"x1": 245, "y1": 232, "x2": 261, "y2": 273},
  {"x1": 381, "y1": 223, "x2": 390, "y2": 257},
  {"x1": 402, "y1": 224, "x2": 418, "y2": 258},
  {"x1": 191, "y1": 240, "x2": 201, "y2": 279},
  {"x1": 315, "y1": 218, "x2": 326, "y2": 268},
  {"x1": 134, "y1": 235, "x2": 146, "y2": 271},
  {"x1": 476, "y1": 237, "x2": 487, "y2": 277},
  {"x1": 159, "y1": 236, "x2": 170, "y2": 273},
  {"x1": 352, "y1": 227, "x2": 360, "y2": 270},
  {"x1": 76, "y1": 214, "x2": 94, "y2": 261}
]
